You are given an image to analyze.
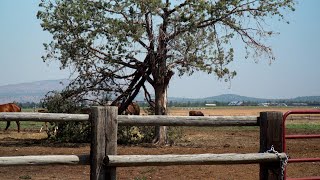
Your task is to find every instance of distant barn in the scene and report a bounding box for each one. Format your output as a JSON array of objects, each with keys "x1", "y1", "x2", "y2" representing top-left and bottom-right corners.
[{"x1": 228, "y1": 101, "x2": 243, "y2": 106}]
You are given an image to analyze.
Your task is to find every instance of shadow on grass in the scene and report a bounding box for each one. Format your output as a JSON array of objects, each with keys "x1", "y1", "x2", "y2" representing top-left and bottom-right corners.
[
  {"x1": 0, "y1": 139, "x2": 88, "y2": 148},
  {"x1": 0, "y1": 131, "x2": 88, "y2": 148}
]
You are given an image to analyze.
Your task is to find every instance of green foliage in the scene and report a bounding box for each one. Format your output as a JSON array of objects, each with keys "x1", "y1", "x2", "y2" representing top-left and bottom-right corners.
[
  {"x1": 117, "y1": 125, "x2": 182, "y2": 145},
  {"x1": 16, "y1": 102, "x2": 40, "y2": 109},
  {"x1": 40, "y1": 91, "x2": 81, "y2": 114},
  {"x1": 41, "y1": 91, "x2": 91, "y2": 142},
  {"x1": 118, "y1": 126, "x2": 154, "y2": 144},
  {"x1": 53, "y1": 121, "x2": 91, "y2": 143}
]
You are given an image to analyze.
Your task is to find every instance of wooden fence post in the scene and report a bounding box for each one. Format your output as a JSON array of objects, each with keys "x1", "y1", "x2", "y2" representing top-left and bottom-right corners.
[
  {"x1": 90, "y1": 106, "x2": 118, "y2": 180},
  {"x1": 259, "y1": 111, "x2": 284, "y2": 180}
]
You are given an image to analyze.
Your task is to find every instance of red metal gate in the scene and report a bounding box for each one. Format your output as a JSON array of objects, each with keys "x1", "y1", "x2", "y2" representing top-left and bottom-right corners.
[{"x1": 283, "y1": 110, "x2": 320, "y2": 180}]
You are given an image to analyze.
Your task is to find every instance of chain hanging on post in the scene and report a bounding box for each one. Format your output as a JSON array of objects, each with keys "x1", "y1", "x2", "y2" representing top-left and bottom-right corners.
[{"x1": 265, "y1": 145, "x2": 289, "y2": 180}]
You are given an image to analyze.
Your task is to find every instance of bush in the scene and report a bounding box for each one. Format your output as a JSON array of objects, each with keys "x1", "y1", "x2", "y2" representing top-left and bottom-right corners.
[
  {"x1": 41, "y1": 91, "x2": 91, "y2": 143},
  {"x1": 117, "y1": 125, "x2": 182, "y2": 145},
  {"x1": 118, "y1": 126, "x2": 154, "y2": 144}
]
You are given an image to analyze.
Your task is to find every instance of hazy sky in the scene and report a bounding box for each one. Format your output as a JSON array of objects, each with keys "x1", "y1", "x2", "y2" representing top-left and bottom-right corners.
[{"x1": 1, "y1": 1, "x2": 319, "y2": 99}]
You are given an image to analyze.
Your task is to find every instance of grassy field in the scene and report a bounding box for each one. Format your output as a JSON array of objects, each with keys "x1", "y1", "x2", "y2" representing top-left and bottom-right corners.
[{"x1": 1, "y1": 106, "x2": 320, "y2": 131}]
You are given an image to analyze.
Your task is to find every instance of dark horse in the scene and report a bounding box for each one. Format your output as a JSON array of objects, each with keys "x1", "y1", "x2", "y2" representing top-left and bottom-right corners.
[
  {"x1": 189, "y1": 110, "x2": 204, "y2": 116},
  {"x1": 0, "y1": 103, "x2": 21, "y2": 132}
]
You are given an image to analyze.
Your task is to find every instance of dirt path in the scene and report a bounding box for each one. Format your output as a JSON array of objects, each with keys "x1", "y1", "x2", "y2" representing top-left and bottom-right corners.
[{"x1": 0, "y1": 127, "x2": 319, "y2": 180}]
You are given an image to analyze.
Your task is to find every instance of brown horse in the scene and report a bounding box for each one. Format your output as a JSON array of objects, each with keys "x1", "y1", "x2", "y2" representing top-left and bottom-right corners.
[
  {"x1": 79, "y1": 103, "x2": 140, "y2": 115},
  {"x1": 0, "y1": 103, "x2": 21, "y2": 132},
  {"x1": 123, "y1": 102, "x2": 140, "y2": 115},
  {"x1": 189, "y1": 110, "x2": 204, "y2": 116},
  {"x1": 104, "y1": 102, "x2": 141, "y2": 115}
]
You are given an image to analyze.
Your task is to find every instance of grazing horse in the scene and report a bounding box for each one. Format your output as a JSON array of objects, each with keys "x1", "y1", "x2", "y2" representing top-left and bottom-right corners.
[
  {"x1": 189, "y1": 110, "x2": 204, "y2": 116},
  {"x1": 79, "y1": 103, "x2": 140, "y2": 115},
  {"x1": 0, "y1": 103, "x2": 21, "y2": 132},
  {"x1": 123, "y1": 102, "x2": 140, "y2": 115}
]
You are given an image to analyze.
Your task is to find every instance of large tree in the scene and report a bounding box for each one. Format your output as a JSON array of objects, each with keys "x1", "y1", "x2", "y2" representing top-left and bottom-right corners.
[{"x1": 37, "y1": 0, "x2": 295, "y2": 144}]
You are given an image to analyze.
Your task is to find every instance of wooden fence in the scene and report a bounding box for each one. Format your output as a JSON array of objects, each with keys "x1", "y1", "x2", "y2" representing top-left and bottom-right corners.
[{"x1": 0, "y1": 107, "x2": 286, "y2": 180}]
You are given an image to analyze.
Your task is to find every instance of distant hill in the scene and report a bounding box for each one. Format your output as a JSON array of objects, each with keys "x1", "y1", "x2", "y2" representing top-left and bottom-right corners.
[
  {"x1": 168, "y1": 94, "x2": 320, "y2": 104},
  {"x1": 291, "y1": 96, "x2": 320, "y2": 102},
  {"x1": 168, "y1": 94, "x2": 320, "y2": 103},
  {"x1": 0, "y1": 79, "x2": 69, "y2": 103},
  {"x1": 166, "y1": 94, "x2": 272, "y2": 103},
  {"x1": 0, "y1": 80, "x2": 319, "y2": 104},
  {"x1": 203, "y1": 94, "x2": 270, "y2": 103}
]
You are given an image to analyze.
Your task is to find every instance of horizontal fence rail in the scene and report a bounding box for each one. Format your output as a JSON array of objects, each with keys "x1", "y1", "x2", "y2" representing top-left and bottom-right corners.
[
  {"x1": 288, "y1": 115, "x2": 320, "y2": 121},
  {"x1": 286, "y1": 134, "x2": 320, "y2": 139},
  {"x1": 288, "y1": 158, "x2": 320, "y2": 163},
  {"x1": 287, "y1": 177, "x2": 320, "y2": 180},
  {"x1": 119, "y1": 115, "x2": 258, "y2": 126},
  {"x1": 0, "y1": 112, "x2": 89, "y2": 122},
  {"x1": 0, "y1": 112, "x2": 258, "y2": 126},
  {"x1": 0, "y1": 155, "x2": 90, "y2": 166},
  {"x1": 105, "y1": 153, "x2": 287, "y2": 167}
]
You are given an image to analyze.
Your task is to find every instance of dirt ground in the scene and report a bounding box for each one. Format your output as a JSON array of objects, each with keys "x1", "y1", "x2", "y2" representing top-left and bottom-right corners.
[{"x1": 0, "y1": 107, "x2": 319, "y2": 180}]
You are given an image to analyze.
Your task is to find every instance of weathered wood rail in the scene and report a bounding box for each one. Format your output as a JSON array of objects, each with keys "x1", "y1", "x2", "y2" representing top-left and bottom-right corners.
[
  {"x1": 0, "y1": 107, "x2": 285, "y2": 180},
  {"x1": 105, "y1": 153, "x2": 287, "y2": 167},
  {"x1": 0, "y1": 112, "x2": 89, "y2": 122},
  {"x1": 0, "y1": 112, "x2": 257, "y2": 125},
  {"x1": 0, "y1": 155, "x2": 90, "y2": 166}
]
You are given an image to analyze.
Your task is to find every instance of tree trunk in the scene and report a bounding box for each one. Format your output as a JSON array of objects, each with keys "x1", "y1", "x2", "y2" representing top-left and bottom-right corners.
[
  {"x1": 153, "y1": 84, "x2": 168, "y2": 145},
  {"x1": 152, "y1": 18, "x2": 173, "y2": 145}
]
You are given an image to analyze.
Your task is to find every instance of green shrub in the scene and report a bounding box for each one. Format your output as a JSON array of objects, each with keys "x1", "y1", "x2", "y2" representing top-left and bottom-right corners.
[
  {"x1": 118, "y1": 126, "x2": 154, "y2": 144},
  {"x1": 41, "y1": 91, "x2": 91, "y2": 143}
]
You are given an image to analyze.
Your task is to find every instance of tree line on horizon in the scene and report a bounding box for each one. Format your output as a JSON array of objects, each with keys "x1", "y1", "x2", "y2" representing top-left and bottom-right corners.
[{"x1": 16, "y1": 100, "x2": 320, "y2": 109}]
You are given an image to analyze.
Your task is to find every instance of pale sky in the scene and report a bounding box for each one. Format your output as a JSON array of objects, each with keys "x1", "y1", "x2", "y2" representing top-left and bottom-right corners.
[{"x1": 0, "y1": 1, "x2": 319, "y2": 99}]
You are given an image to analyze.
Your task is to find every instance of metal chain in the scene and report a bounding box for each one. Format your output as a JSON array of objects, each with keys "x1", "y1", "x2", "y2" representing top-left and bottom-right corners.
[{"x1": 265, "y1": 145, "x2": 289, "y2": 180}]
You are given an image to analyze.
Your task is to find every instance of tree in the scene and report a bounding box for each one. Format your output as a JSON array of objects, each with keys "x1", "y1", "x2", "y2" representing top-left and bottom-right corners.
[{"x1": 37, "y1": 0, "x2": 295, "y2": 144}]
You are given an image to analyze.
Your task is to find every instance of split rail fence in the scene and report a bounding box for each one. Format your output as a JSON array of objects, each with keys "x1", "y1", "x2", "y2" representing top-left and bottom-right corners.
[{"x1": 0, "y1": 107, "x2": 288, "y2": 180}]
